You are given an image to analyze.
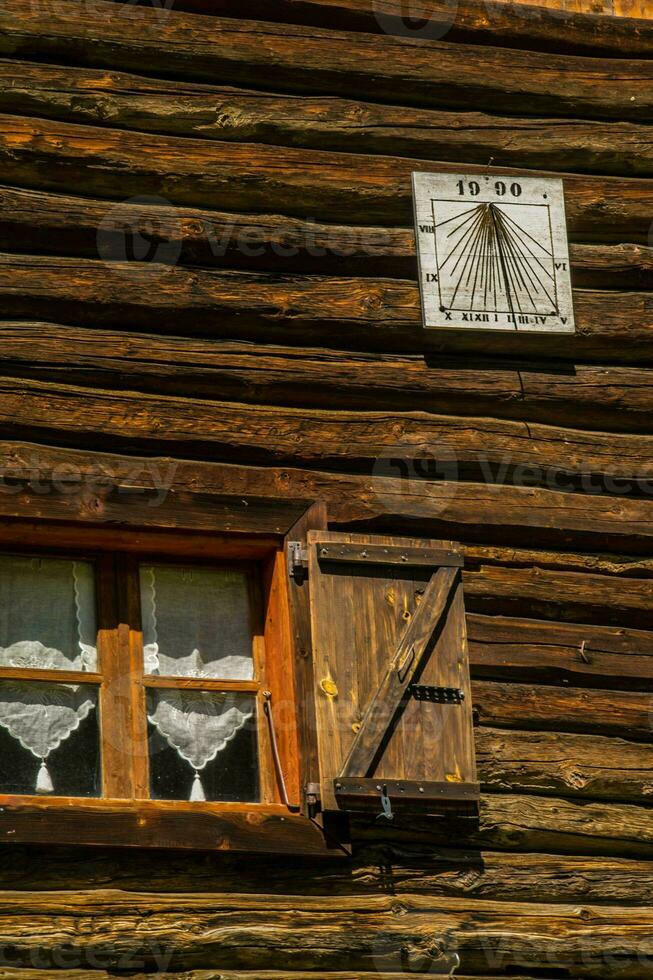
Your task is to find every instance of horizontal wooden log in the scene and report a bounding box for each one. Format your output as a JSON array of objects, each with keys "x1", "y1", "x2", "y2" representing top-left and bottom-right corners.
[
  {"x1": 0, "y1": 256, "x2": 652, "y2": 368},
  {"x1": 2, "y1": 115, "x2": 652, "y2": 238},
  {"x1": 0, "y1": 370, "x2": 652, "y2": 499},
  {"x1": 464, "y1": 544, "x2": 653, "y2": 577},
  {"x1": 463, "y1": 566, "x2": 653, "y2": 629},
  {"x1": 2, "y1": 842, "x2": 651, "y2": 905},
  {"x1": 476, "y1": 727, "x2": 653, "y2": 803},
  {"x1": 0, "y1": 373, "x2": 653, "y2": 509},
  {"x1": 473, "y1": 681, "x2": 653, "y2": 741},
  {"x1": 6, "y1": 322, "x2": 653, "y2": 435},
  {"x1": 125, "y1": 0, "x2": 653, "y2": 57},
  {"x1": 2, "y1": 0, "x2": 652, "y2": 122},
  {"x1": 358, "y1": 793, "x2": 653, "y2": 860},
  {"x1": 0, "y1": 973, "x2": 583, "y2": 980},
  {"x1": 1, "y1": 441, "x2": 653, "y2": 553},
  {"x1": 0, "y1": 842, "x2": 651, "y2": 905},
  {"x1": 457, "y1": 793, "x2": 653, "y2": 858},
  {"x1": 2, "y1": 186, "x2": 651, "y2": 288},
  {"x1": 468, "y1": 614, "x2": 653, "y2": 688},
  {"x1": 1, "y1": 886, "x2": 653, "y2": 974},
  {"x1": 2, "y1": 59, "x2": 653, "y2": 177},
  {"x1": 0, "y1": 973, "x2": 568, "y2": 980}
]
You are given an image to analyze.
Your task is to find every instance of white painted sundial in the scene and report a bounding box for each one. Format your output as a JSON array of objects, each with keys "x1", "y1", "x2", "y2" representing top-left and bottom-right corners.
[{"x1": 412, "y1": 171, "x2": 575, "y2": 334}]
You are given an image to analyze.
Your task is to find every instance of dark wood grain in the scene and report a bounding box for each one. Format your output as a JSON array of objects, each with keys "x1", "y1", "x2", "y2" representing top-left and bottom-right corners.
[
  {"x1": 1, "y1": 114, "x2": 652, "y2": 235},
  {"x1": 463, "y1": 565, "x2": 653, "y2": 630},
  {"x1": 0, "y1": 841, "x2": 650, "y2": 904},
  {"x1": 1, "y1": 0, "x2": 651, "y2": 121},
  {"x1": 0, "y1": 881, "x2": 653, "y2": 972},
  {"x1": 0, "y1": 373, "x2": 651, "y2": 496},
  {"x1": 473, "y1": 681, "x2": 653, "y2": 742},
  {"x1": 6, "y1": 322, "x2": 653, "y2": 434},
  {"x1": 476, "y1": 727, "x2": 653, "y2": 803},
  {"x1": 119, "y1": 0, "x2": 653, "y2": 57},
  {"x1": 1, "y1": 186, "x2": 651, "y2": 287},
  {"x1": 0, "y1": 441, "x2": 652, "y2": 553},
  {"x1": 3, "y1": 59, "x2": 653, "y2": 176},
  {"x1": 468, "y1": 614, "x2": 653, "y2": 689},
  {"x1": 0, "y1": 256, "x2": 651, "y2": 366}
]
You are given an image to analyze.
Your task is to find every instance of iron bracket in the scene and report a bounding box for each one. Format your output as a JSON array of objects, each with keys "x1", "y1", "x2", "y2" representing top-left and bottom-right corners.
[{"x1": 409, "y1": 685, "x2": 465, "y2": 704}]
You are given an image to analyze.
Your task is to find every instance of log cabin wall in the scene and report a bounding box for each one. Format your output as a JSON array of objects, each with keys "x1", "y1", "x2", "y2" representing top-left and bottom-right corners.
[{"x1": 0, "y1": 0, "x2": 652, "y2": 977}]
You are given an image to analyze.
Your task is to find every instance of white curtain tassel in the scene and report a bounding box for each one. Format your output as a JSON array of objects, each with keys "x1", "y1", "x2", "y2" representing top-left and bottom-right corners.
[
  {"x1": 190, "y1": 769, "x2": 206, "y2": 802},
  {"x1": 36, "y1": 758, "x2": 54, "y2": 794}
]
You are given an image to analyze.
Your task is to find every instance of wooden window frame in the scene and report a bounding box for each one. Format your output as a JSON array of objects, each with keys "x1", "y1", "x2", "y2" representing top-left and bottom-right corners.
[{"x1": 0, "y1": 520, "x2": 332, "y2": 856}]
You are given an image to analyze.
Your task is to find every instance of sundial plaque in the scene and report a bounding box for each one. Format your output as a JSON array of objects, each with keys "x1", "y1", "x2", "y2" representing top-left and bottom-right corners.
[{"x1": 412, "y1": 171, "x2": 575, "y2": 334}]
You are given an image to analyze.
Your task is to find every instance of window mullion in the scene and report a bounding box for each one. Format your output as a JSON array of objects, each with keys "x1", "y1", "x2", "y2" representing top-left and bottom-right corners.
[{"x1": 99, "y1": 554, "x2": 149, "y2": 800}]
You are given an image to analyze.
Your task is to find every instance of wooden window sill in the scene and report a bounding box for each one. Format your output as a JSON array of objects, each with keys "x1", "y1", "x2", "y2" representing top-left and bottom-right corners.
[{"x1": 0, "y1": 796, "x2": 338, "y2": 856}]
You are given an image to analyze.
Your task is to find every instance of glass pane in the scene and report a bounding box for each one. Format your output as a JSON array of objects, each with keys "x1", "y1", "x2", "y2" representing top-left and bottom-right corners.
[
  {"x1": 0, "y1": 554, "x2": 97, "y2": 671},
  {"x1": 147, "y1": 689, "x2": 259, "y2": 803},
  {"x1": 139, "y1": 564, "x2": 254, "y2": 680},
  {"x1": 0, "y1": 680, "x2": 100, "y2": 797}
]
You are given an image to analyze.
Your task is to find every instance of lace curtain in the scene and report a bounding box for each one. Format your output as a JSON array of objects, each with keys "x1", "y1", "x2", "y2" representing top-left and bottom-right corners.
[
  {"x1": 140, "y1": 564, "x2": 254, "y2": 800},
  {"x1": 0, "y1": 556, "x2": 97, "y2": 794}
]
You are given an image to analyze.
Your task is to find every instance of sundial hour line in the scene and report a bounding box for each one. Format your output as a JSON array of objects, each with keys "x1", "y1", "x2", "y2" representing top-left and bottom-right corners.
[{"x1": 434, "y1": 200, "x2": 558, "y2": 315}]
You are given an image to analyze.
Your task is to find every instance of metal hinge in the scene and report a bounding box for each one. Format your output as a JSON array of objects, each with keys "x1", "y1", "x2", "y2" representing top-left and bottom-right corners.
[
  {"x1": 409, "y1": 685, "x2": 465, "y2": 704},
  {"x1": 287, "y1": 540, "x2": 308, "y2": 582}
]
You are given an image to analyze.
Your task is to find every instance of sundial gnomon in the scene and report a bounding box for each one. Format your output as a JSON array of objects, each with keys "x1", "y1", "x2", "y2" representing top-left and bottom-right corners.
[{"x1": 413, "y1": 172, "x2": 575, "y2": 334}]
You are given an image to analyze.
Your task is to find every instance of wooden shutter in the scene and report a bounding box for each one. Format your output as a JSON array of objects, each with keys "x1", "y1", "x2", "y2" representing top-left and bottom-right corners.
[{"x1": 307, "y1": 531, "x2": 478, "y2": 815}]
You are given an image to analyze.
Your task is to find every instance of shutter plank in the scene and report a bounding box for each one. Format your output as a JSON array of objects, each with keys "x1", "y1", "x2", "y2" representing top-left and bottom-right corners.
[{"x1": 340, "y1": 566, "x2": 458, "y2": 778}]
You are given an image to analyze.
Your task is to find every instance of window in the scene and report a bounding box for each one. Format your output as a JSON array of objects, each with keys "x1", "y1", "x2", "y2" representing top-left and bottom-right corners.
[
  {"x1": 0, "y1": 554, "x2": 266, "y2": 804},
  {"x1": 0, "y1": 522, "x2": 331, "y2": 856},
  {"x1": 0, "y1": 519, "x2": 478, "y2": 854}
]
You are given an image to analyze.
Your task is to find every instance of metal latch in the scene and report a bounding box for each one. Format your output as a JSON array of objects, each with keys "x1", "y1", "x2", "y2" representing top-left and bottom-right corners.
[
  {"x1": 375, "y1": 783, "x2": 394, "y2": 822},
  {"x1": 304, "y1": 781, "x2": 321, "y2": 818},
  {"x1": 409, "y1": 685, "x2": 465, "y2": 704},
  {"x1": 287, "y1": 540, "x2": 308, "y2": 582}
]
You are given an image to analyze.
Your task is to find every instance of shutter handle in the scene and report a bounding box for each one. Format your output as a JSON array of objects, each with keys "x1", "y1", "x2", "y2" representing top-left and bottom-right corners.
[
  {"x1": 263, "y1": 691, "x2": 291, "y2": 808},
  {"x1": 375, "y1": 783, "x2": 394, "y2": 822}
]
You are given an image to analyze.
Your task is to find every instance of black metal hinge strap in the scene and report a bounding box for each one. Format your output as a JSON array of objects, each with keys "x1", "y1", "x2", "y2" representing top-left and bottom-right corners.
[{"x1": 409, "y1": 685, "x2": 465, "y2": 704}]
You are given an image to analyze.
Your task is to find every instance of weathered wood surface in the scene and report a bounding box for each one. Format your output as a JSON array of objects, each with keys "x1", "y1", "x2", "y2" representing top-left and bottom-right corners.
[
  {"x1": 2, "y1": 1, "x2": 652, "y2": 122},
  {"x1": 0, "y1": 973, "x2": 575, "y2": 980},
  {"x1": 1, "y1": 370, "x2": 652, "y2": 495},
  {"x1": 468, "y1": 614, "x2": 653, "y2": 688},
  {"x1": 463, "y1": 566, "x2": 653, "y2": 629},
  {"x1": 365, "y1": 793, "x2": 653, "y2": 857},
  {"x1": 6, "y1": 322, "x2": 653, "y2": 435},
  {"x1": 2, "y1": 841, "x2": 652, "y2": 903},
  {"x1": 0, "y1": 973, "x2": 600, "y2": 980},
  {"x1": 476, "y1": 728, "x2": 653, "y2": 802},
  {"x1": 464, "y1": 545, "x2": 653, "y2": 577},
  {"x1": 0, "y1": 257, "x2": 651, "y2": 366},
  {"x1": 0, "y1": 440, "x2": 652, "y2": 553},
  {"x1": 2, "y1": 186, "x2": 651, "y2": 288},
  {"x1": 0, "y1": 973, "x2": 590, "y2": 980},
  {"x1": 1, "y1": 375, "x2": 653, "y2": 507},
  {"x1": 3, "y1": 59, "x2": 653, "y2": 177},
  {"x1": 133, "y1": 0, "x2": 653, "y2": 56},
  {"x1": 2, "y1": 115, "x2": 652, "y2": 237},
  {"x1": 473, "y1": 681, "x2": 653, "y2": 741},
  {"x1": 1, "y1": 887, "x2": 653, "y2": 973},
  {"x1": 1, "y1": 842, "x2": 651, "y2": 904}
]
